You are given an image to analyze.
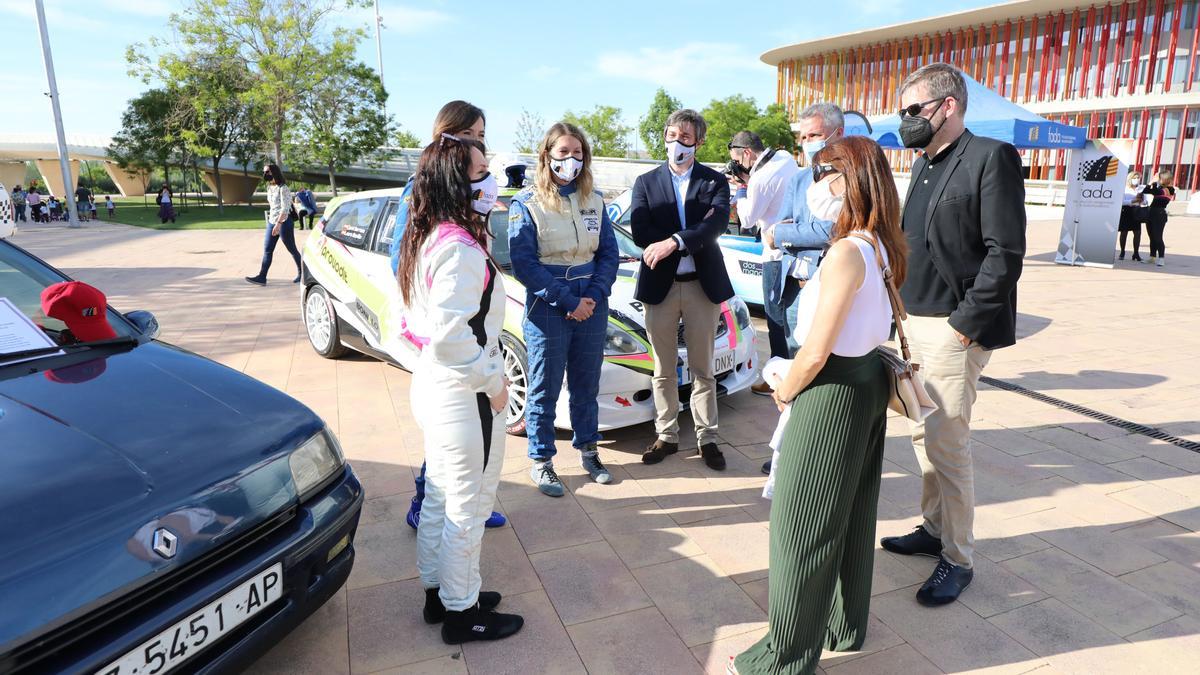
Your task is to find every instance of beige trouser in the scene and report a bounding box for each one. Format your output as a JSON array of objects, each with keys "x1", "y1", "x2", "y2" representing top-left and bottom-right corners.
[
  {"x1": 904, "y1": 315, "x2": 992, "y2": 569},
  {"x1": 644, "y1": 280, "x2": 721, "y2": 446}
]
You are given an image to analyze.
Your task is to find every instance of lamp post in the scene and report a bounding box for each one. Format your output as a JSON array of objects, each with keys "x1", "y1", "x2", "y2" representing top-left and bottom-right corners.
[{"x1": 34, "y1": 0, "x2": 79, "y2": 228}]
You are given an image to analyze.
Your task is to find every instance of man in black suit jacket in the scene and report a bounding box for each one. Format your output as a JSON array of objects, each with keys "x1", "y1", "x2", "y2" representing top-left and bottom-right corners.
[
  {"x1": 879, "y1": 64, "x2": 1026, "y2": 607},
  {"x1": 630, "y1": 109, "x2": 733, "y2": 471}
]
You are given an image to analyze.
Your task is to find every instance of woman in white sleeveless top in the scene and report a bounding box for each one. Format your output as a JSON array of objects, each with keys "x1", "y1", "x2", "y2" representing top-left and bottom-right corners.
[{"x1": 733, "y1": 136, "x2": 909, "y2": 675}]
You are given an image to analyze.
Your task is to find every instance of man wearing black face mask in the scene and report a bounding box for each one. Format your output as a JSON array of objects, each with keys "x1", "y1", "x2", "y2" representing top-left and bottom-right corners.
[{"x1": 880, "y1": 63, "x2": 1025, "y2": 608}]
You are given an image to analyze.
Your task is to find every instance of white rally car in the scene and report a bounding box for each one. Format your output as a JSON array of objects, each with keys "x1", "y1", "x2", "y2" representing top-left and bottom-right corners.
[
  {"x1": 606, "y1": 188, "x2": 766, "y2": 306},
  {"x1": 299, "y1": 187, "x2": 757, "y2": 436}
]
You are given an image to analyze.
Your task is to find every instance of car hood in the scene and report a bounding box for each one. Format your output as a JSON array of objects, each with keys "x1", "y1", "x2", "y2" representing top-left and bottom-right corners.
[{"x1": 0, "y1": 341, "x2": 323, "y2": 651}]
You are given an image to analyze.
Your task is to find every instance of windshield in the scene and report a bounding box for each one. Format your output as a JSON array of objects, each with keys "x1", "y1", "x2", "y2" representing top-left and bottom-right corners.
[
  {"x1": 487, "y1": 197, "x2": 643, "y2": 271},
  {"x1": 0, "y1": 242, "x2": 136, "y2": 349}
]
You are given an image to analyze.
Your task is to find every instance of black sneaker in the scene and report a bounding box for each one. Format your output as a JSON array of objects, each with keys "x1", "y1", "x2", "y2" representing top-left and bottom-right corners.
[
  {"x1": 916, "y1": 557, "x2": 973, "y2": 607},
  {"x1": 424, "y1": 588, "x2": 501, "y2": 624},
  {"x1": 1118, "y1": 252, "x2": 1126, "y2": 260},
  {"x1": 244, "y1": 276, "x2": 266, "y2": 286},
  {"x1": 441, "y1": 605, "x2": 524, "y2": 644},
  {"x1": 880, "y1": 525, "x2": 943, "y2": 558},
  {"x1": 641, "y1": 440, "x2": 678, "y2": 464},
  {"x1": 700, "y1": 443, "x2": 726, "y2": 471},
  {"x1": 761, "y1": 459, "x2": 771, "y2": 475}
]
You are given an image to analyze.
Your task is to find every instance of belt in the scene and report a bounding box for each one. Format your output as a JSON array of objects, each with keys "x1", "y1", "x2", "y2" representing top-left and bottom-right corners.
[
  {"x1": 675, "y1": 272, "x2": 700, "y2": 282},
  {"x1": 544, "y1": 261, "x2": 595, "y2": 280}
]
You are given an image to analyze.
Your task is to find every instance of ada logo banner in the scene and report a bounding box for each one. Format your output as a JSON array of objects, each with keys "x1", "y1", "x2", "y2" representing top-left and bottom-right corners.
[{"x1": 1056, "y1": 142, "x2": 1126, "y2": 268}]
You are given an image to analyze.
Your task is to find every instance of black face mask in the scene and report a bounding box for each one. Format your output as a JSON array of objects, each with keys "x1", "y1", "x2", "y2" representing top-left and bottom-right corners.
[{"x1": 899, "y1": 102, "x2": 947, "y2": 149}]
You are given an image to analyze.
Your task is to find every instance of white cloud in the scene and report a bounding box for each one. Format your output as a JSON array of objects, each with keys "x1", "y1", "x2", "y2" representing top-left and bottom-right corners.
[{"x1": 596, "y1": 42, "x2": 767, "y2": 90}]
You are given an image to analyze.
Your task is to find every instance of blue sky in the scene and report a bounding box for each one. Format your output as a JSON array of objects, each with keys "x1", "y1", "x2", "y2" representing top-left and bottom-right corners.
[{"x1": 0, "y1": 0, "x2": 996, "y2": 153}]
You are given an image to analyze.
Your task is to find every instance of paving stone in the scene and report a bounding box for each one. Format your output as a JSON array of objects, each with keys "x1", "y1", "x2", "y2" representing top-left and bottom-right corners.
[
  {"x1": 587, "y1": 502, "x2": 705, "y2": 569},
  {"x1": 569, "y1": 607, "x2": 702, "y2": 674},
  {"x1": 529, "y1": 541, "x2": 652, "y2": 626},
  {"x1": 632, "y1": 555, "x2": 767, "y2": 647},
  {"x1": 988, "y1": 598, "x2": 1150, "y2": 674}
]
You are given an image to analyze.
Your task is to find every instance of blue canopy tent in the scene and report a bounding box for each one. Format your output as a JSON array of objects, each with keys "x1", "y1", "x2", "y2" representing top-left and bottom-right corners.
[{"x1": 844, "y1": 74, "x2": 1087, "y2": 149}]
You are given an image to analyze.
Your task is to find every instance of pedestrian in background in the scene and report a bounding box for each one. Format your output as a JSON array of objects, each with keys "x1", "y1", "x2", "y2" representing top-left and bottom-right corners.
[
  {"x1": 11, "y1": 185, "x2": 27, "y2": 222},
  {"x1": 156, "y1": 183, "x2": 176, "y2": 224},
  {"x1": 294, "y1": 187, "x2": 318, "y2": 229},
  {"x1": 244, "y1": 164, "x2": 301, "y2": 285},
  {"x1": 508, "y1": 122, "x2": 620, "y2": 497},
  {"x1": 1118, "y1": 171, "x2": 1144, "y2": 262},
  {"x1": 105, "y1": 195, "x2": 115, "y2": 219},
  {"x1": 26, "y1": 188, "x2": 43, "y2": 223},
  {"x1": 1142, "y1": 169, "x2": 1175, "y2": 267},
  {"x1": 881, "y1": 63, "x2": 1026, "y2": 607},
  {"x1": 74, "y1": 184, "x2": 92, "y2": 222},
  {"x1": 396, "y1": 135, "x2": 523, "y2": 645}
]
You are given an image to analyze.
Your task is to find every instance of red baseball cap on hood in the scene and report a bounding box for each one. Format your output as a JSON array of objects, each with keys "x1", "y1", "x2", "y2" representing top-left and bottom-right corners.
[{"x1": 40, "y1": 281, "x2": 118, "y2": 342}]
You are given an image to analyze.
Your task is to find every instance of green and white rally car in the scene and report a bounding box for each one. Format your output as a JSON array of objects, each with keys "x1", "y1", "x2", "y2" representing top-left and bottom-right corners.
[{"x1": 299, "y1": 187, "x2": 758, "y2": 435}]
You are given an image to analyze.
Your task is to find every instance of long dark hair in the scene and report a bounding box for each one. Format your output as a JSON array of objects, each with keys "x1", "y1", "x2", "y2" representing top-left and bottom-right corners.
[
  {"x1": 263, "y1": 163, "x2": 285, "y2": 186},
  {"x1": 814, "y1": 136, "x2": 908, "y2": 286},
  {"x1": 397, "y1": 136, "x2": 489, "y2": 305}
]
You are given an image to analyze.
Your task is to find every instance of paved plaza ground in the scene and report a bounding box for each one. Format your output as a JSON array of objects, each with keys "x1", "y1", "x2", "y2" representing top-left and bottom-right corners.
[{"x1": 10, "y1": 212, "x2": 1200, "y2": 674}]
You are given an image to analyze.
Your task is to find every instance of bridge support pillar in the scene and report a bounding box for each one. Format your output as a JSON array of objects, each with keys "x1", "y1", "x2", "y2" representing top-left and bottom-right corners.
[
  {"x1": 103, "y1": 162, "x2": 148, "y2": 197},
  {"x1": 0, "y1": 162, "x2": 27, "y2": 190},
  {"x1": 34, "y1": 159, "x2": 80, "y2": 198},
  {"x1": 202, "y1": 170, "x2": 260, "y2": 205}
]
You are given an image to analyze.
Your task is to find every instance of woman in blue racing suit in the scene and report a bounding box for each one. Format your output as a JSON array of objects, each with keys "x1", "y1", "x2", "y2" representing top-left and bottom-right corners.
[{"x1": 507, "y1": 122, "x2": 619, "y2": 497}]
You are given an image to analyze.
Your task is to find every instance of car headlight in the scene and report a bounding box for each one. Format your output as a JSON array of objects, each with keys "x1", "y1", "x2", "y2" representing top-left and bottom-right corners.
[
  {"x1": 605, "y1": 322, "x2": 646, "y2": 356},
  {"x1": 290, "y1": 429, "x2": 345, "y2": 501},
  {"x1": 730, "y1": 296, "x2": 752, "y2": 330}
]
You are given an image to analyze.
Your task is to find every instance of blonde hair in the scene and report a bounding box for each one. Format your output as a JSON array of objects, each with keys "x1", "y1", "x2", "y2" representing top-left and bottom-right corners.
[{"x1": 534, "y1": 122, "x2": 595, "y2": 212}]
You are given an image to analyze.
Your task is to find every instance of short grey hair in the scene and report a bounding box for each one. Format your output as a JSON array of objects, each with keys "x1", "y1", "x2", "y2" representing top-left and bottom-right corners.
[
  {"x1": 899, "y1": 63, "x2": 968, "y2": 113},
  {"x1": 797, "y1": 102, "x2": 844, "y2": 134},
  {"x1": 730, "y1": 130, "x2": 764, "y2": 152},
  {"x1": 664, "y1": 109, "x2": 707, "y2": 142}
]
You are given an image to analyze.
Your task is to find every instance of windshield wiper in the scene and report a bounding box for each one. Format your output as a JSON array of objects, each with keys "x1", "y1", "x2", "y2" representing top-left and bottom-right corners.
[{"x1": 0, "y1": 335, "x2": 139, "y2": 365}]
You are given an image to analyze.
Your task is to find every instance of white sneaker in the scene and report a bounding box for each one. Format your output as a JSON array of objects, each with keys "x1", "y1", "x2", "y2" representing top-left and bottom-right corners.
[{"x1": 1156, "y1": 259, "x2": 1165, "y2": 267}]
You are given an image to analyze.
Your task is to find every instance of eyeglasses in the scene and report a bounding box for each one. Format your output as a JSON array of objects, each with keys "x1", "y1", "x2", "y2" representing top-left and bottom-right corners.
[
  {"x1": 898, "y1": 97, "x2": 947, "y2": 119},
  {"x1": 727, "y1": 142, "x2": 746, "y2": 151},
  {"x1": 812, "y1": 163, "x2": 840, "y2": 183}
]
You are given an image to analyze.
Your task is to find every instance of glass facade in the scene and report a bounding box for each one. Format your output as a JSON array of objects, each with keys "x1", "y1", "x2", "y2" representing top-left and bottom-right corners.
[{"x1": 774, "y1": 0, "x2": 1200, "y2": 189}]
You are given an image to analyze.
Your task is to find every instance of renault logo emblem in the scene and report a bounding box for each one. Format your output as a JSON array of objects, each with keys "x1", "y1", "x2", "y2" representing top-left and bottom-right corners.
[{"x1": 152, "y1": 528, "x2": 178, "y2": 559}]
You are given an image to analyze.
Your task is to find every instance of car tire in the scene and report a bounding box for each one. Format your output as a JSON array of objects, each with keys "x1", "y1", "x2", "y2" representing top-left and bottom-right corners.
[
  {"x1": 304, "y1": 284, "x2": 348, "y2": 359},
  {"x1": 499, "y1": 332, "x2": 528, "y2": 436}
]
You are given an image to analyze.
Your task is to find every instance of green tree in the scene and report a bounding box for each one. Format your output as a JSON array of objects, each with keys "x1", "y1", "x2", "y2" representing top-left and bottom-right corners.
[
  {"x1": 562, "y1": 105, "x2": 631, "y2": 158},
  {"x1": 639, "y1": 88, "x2": 681, "y2": 160},
  {"x1": 394, "y1": 128, "x2": 421, "y2": 148},
  {"x1": 287, "y1": 58, "x2": 391, "y2": 195},
  {"x1": 139, "y1": 0, "x2": 369, "y2": 167},
  {"x1": 696, "y1": 96, "x2": 797, "y2": 164},
  {"x1": 108, "y1": 88, "x2": 182, "y2": 194},
  {"x1": 514, "y1": 109, "x2": 545, "y2": 154}
]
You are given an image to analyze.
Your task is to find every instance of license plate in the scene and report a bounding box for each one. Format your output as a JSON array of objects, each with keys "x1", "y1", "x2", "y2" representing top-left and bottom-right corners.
[
  {"x1": 678, "y1": 350, "x2": 735, "y2": 386},
  {"x1": 739, "y1": 260, "x2": 763, "y2": 277},
  {"x1": 97, "y1": 563, "x2": 283, "y2": 675}
]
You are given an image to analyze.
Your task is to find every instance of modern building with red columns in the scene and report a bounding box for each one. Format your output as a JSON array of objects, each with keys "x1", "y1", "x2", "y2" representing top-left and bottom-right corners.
[{"x1": 762, "y1": 0, "x2": 1200, "y2": 192}]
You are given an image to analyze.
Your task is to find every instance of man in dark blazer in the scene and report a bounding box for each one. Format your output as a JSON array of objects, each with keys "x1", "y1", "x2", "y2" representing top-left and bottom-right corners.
[
  {"x1": 630, "y1": 109, "x2": 733, "y2": 471},
  {"x1": 879, "y1": 63, "x2": 1026, "y2": 607}
]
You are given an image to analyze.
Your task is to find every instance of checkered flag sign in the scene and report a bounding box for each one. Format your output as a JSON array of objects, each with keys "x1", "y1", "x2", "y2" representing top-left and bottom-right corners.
[
  {"x1": 1077, "y1": 156, "x2": 1118, "y2": 182},
  {"x1": 0, "y1": 196, "x2": 11, "y2": 223}
]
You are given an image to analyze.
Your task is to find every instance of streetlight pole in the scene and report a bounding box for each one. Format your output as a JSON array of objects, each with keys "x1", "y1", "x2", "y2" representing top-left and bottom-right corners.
[
  {"x1": 34, "y1": 0, "x2": 79, "y2": 228},
  {"x1": 374, "y1": 0, "x2": 385, "y2": 88}
]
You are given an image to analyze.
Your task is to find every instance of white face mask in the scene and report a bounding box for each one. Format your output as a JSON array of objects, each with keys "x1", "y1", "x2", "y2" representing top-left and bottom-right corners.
[
  {"x1": 806, "y1": 177, "x2": 843, "y2": 223},
  {"x1": 470, "y1": 172, "x2": 499, "y2": 215},
  {"x1": 549, "y1": 155, "x2": 583, "y2": 182},
  {"x1": 665, "y1": 139, "x2": 696, "y2": 166},
  {"x1": 803, "y1": 139, "x2": 826, "y2": 163}
]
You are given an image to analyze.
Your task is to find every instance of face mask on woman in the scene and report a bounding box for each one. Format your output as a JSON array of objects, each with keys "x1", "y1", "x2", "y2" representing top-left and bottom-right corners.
[
  {"x1": 549, "y1": 156, "x2": 583, "y2": 182},
  {"x1": 806, "y1": 177, "x2": 844, "y2": 223},
  {"x1": 471, "y1": 172, "x2": 499, "y2": 215}
]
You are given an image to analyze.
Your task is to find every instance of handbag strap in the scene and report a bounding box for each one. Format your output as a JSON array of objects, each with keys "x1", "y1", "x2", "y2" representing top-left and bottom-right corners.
[{"x1": 847, "y1": 232, "x2": 913, "y2": 362}]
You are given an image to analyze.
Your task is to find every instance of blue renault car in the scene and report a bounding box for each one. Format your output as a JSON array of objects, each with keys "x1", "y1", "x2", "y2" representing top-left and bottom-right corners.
[{"x1": 0, "y1": 239, "x2": 364, "y2": 674}]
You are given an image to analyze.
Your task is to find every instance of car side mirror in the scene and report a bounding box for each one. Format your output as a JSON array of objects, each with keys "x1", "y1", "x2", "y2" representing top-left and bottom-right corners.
[{"x1": 125, "y1": 310, "x2": 160, "y2": 339}]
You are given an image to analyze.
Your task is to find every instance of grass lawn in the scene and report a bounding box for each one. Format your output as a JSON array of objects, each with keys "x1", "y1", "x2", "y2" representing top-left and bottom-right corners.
[{"x1": 107, "y1": 196, "x2": 269, "y2": 230}]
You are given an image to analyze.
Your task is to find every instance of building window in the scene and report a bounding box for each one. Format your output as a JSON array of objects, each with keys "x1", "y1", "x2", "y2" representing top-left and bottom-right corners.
[
  {"x1": 1186, "y1": 109, "x2": 1200, "y2": 140},
  {"x1": 1165, "y1": 110, "x2": 1183, "y2": 139}
]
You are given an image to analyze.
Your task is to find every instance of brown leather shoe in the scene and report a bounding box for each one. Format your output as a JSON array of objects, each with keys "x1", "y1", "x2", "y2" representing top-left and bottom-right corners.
[
  {"x1": 751, "y1": 381, "x2": 774, "y2": 396},
  {"x1": 641, "y1": 440, "x2": 679, "y2": 464},
  {"x1": 699, "y1": 443, "x2": 726, "y2": 471}
]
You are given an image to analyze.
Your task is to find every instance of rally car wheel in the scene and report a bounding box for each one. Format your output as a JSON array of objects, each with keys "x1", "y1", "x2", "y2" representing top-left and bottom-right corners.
[
  {"x1": 500, "y1": 332, "x2": 528, "y2": 436},
  {"x1": 304, "y1": 285, "x2": 347, "y2": 358}
]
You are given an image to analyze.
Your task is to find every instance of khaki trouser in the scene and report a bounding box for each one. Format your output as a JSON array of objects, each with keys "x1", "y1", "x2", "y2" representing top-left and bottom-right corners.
[
  {"x1": 644, "y1": 280, "x2": 721, "y2": 445},
  {"x1": 903, "y1": 315, "x2": 992, "y2": 569}
]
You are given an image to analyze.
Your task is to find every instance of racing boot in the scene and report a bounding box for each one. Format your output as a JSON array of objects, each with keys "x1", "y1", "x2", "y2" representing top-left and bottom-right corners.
[{"x1": 441, "y1": 604, "x2": 524, "y2": 645}]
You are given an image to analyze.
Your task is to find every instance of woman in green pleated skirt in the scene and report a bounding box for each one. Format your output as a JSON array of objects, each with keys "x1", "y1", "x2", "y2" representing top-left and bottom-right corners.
[{"x1": 732, "y1": 136, "x2": 908, "y2": 675}]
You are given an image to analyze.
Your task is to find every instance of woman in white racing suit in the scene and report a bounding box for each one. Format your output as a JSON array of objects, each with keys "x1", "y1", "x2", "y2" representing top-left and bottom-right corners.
[{"x1": 395, "y1": 135, "x2": 523, "y2": 645}]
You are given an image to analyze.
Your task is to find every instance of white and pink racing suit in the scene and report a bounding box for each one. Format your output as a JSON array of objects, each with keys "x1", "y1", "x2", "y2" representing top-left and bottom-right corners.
[{"x1": 406, "y1": 222, "x2": 507, "y2": 611}]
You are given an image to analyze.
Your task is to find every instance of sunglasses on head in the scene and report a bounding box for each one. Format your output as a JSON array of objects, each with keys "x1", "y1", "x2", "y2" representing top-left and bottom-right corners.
[
  {"x1": 812, "y1": 163, "x2": 840, "y2": 183},
  {"x1": 727, "y1": 142, "x2": 746, "y2": 151},
  {"x1": 898, "y1": 97, "x2": 947, "y2": 119},
  {"x1": 439, "y1": 132, "x2": 462, "y2": 147}
]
